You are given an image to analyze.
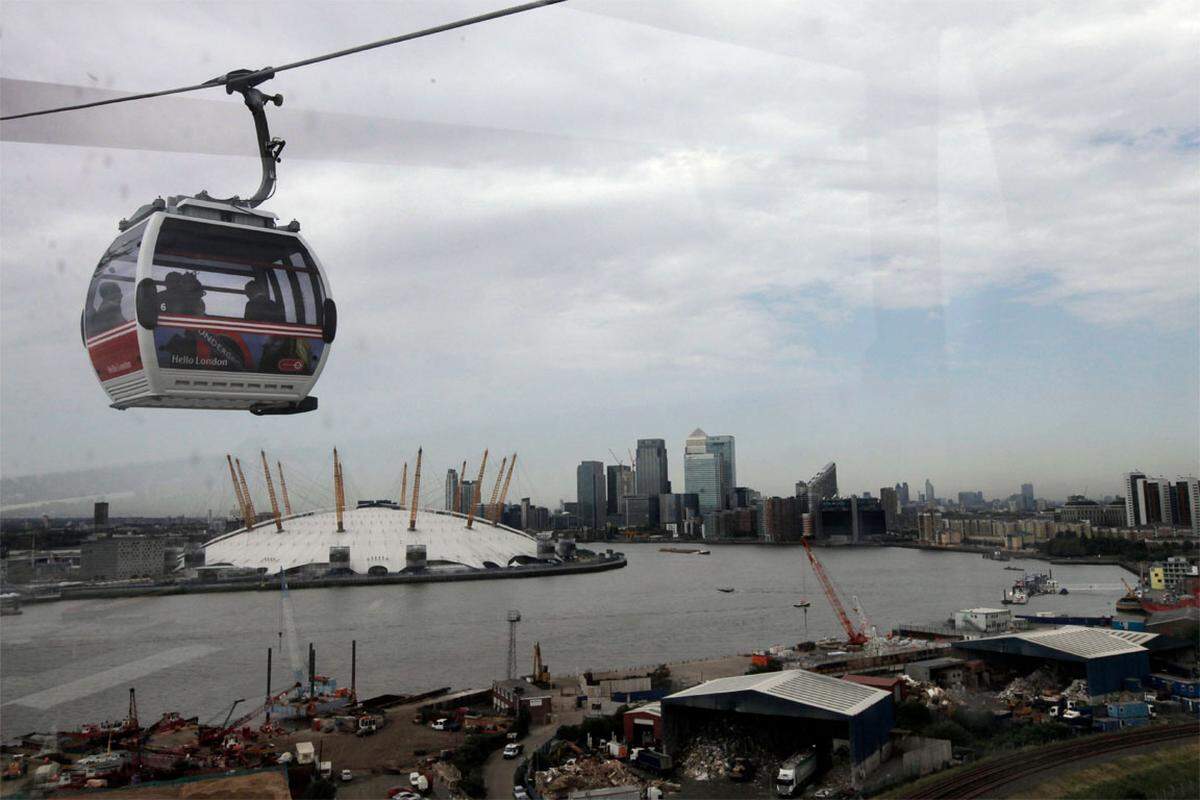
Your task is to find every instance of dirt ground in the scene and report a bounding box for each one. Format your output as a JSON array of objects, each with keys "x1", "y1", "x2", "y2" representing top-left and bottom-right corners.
[{"x1": 274, "y1": 699, "x2": 467, "y2": 775}]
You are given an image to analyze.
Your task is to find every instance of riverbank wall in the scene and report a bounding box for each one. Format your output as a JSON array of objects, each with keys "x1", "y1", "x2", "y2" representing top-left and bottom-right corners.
[{"x1": 15, "y1": 554, "x2": 627, "y2": 603}]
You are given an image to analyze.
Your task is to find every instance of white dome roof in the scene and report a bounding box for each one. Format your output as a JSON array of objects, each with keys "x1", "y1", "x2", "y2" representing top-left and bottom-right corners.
[{"x1": 203, "y1": 505, "x2": 537, "y2": 573}]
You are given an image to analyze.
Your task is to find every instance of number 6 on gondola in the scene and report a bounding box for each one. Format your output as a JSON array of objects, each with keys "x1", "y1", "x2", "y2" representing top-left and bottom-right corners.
[{"x1": 80, "y1": 68, "x2": 336, "y2": 415}]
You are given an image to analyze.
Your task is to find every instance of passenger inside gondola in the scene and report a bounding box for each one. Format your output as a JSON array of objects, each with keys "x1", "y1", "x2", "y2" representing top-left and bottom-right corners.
[
  {"x1": 88, "y1": 282, "x2": 127, "y2": 332},
  {"x1": 159, "y1": 271, "x2": 207, "y2": 316},
  {"x1": 243, "y1": 276, "x2": 284, "y2": 322}
]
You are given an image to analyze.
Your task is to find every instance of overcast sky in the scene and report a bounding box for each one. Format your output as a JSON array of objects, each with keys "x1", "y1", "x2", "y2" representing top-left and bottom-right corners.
[{"x1": 1, "y1": 0, "x2": 1197, "y2": 515}]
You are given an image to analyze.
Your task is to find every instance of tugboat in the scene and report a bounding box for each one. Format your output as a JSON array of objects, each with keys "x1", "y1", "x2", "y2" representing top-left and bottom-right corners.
[
  {"x1": 1115, "y1": 578, "x2": 1145, "y2": 614},
  {"x1": 1002, "y1": 586, "x2": 1028, "y2": 605}
]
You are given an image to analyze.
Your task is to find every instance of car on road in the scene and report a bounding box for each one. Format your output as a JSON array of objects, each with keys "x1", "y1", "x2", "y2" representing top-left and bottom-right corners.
[
  {"x1": 513, "y1": 787, "x2": 529, "y2": 800},
  {"x1": 502, "y1": 742, "x2": 524, "y2": 759},
  {"x1": 340, "y1": 769, "x2": 353, "y2": 782}
]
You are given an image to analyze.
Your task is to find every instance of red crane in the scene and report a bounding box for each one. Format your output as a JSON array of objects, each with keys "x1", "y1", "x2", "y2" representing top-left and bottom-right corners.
[{"x1": 800, "y1": 535, "x2": 869, "y2": 646}]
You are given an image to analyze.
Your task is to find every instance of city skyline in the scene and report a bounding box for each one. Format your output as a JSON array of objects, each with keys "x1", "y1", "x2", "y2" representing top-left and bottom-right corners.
[{"x1": 1, "y1": 2, "x2": 1196, "y2": 517}]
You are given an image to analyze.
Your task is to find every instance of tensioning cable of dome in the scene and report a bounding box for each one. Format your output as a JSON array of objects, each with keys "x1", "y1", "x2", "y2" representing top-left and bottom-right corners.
[{"x1": 61, "y1": 0, "x2": 567, "y2": 416}]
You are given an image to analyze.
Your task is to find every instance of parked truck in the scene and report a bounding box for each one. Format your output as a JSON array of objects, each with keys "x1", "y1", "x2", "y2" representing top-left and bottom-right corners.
[
  {"x1": 633, "y1": 749, "x2": 673, "y2": 773},
  {"x1": 295, "y1": 742, "x2": 316, "y2": 766},
  {"x1": 776, "y1": 748, "x2": 818, "y2": 797}
]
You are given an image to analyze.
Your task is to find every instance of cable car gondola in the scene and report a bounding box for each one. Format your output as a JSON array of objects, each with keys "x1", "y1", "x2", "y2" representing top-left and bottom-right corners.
[{"x1": 82, "y1": 69, "x2": 335, "y2": 415}]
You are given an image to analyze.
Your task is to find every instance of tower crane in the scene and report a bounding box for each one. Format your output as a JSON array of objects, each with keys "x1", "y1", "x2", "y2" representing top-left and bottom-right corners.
[{"x1": 800, "y1": 535, "x2": 869, "y2": 646}]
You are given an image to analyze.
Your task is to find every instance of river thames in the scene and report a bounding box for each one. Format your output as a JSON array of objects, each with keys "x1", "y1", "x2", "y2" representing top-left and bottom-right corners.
[{"x1": 0, "y1": 544, "x2": 1129, "y2": 739}]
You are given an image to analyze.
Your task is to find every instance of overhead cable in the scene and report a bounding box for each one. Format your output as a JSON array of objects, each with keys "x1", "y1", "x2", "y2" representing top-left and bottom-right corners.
[{"x1": 0, "y1": 0, "x2": 566, "y2": 121}]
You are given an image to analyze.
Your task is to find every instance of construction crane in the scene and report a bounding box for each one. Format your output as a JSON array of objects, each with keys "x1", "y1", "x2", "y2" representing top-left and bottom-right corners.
[
  {"x1": 492, "y1": 454, "x2": 517, "y2": 525},
  {"x1": 800, "y1": 535, "x2": 869, "y2": 646}
]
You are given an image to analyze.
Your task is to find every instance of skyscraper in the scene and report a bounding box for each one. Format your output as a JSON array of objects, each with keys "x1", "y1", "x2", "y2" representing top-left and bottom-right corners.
[
  {"x1": 635, "y1": 439, "x2": 669, "y2": 496},
  {"x1": 459, "y1": 481, "x2": 476, "y2": 515},
  {"x1": 1021, "y1": 483, "x2": 1035, "y2": 509},
  {"x1": 924, "y1": 479, "x2": 935, "y2": 505},
  {"x1": 684, "y1": 429, "x2": 724, "y2": 513},
  {"x1": 880, "y1": 486, "x2": 899, "y2": 531},
  {"x1": 1124, "y1": 472, "x2": 1145, "y2": 527},
  {"x1": 900, "y1": 482, "x2": 910, "y2": 506},
  {"x1": 705, "y1": 434, "x2": 736, "y2": 506},
  {"x1": 606, "y1": 464, "x2": 633, "y2": 516},
  {"x1": 808, "y1": 463, "x2": 838, "y2": 501},
  {"x1": 444, "y1": 468, "x2": 459, "y2": 511},
  {"x1": 576, "y1": 461, "x2": 606, "y2": 531}
]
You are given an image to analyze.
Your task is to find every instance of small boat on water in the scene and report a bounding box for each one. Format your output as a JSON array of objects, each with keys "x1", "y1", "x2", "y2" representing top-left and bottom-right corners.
[
  {"x1": 698, "y1": 550, "x2": 711, "y2": 555},
  {"x1": 660, "y1": 547, "x2": 702, "y2": 554},
  {"x1": 716, "y1": 587, "x2": 735, "y2": 593},
  {"x1": 1002, "y1": 586, "x2": 1028, "y2": 605},
  {"x1": 1004, "y1": 566, "x2": 1025, "y2": 571},
  {"x1": 1059, "y1": 587, "x2": 1069, "y2": 595},
  {"x1": 793, "y1": 600, "x2": 811, "y2": 608}
]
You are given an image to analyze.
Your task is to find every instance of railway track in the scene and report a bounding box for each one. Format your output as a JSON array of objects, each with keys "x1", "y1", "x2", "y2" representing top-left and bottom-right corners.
[{"x1": 902, "y1": 722, "x2": 1199, "y2": 799}]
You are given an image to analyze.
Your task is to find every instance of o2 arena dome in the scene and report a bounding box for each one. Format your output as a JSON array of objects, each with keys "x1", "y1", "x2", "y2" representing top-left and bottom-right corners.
[{"x1": 203, "y1": 503, "x2": 540, "y2": 575}]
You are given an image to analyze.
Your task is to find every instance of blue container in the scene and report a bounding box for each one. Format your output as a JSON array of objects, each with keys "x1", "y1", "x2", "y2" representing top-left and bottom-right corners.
[
  {"x1": 1107, "y1": 702, "x2": 1149, "y2": 719},
  {"x1": 1120, "y1": 717, "x2": 1149, "y2": 729}
]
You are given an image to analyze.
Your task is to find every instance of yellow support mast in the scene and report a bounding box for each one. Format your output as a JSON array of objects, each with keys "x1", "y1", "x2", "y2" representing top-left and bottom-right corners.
[
  {"x1": 493, "y1": 453, "x2": 517, "y2": 525},
  {"x1": 399, "y1": 462, "x2": 409, "y2": 508},
  {"x1": 235, "y1": 458, "x2": 257, "y2": 528},
  {"x1": 333, "y1": 448, "x2": 345, "y2": 533},
  {"x1": 227, "y1": 455, "x2": 250, "y2": 528},
  {"x1": 261, "y1": 450, "x2": 283, "y2": 532},
  {"x1": 408, "y1": 448, "x2": 423, "y2": 531},
  {"x1": 466, "y1": 449, "x2": 488, "y2": 529},
  {"x1": 276, "y1": 461, "x2": 293, "y2": 517},
  {"x1": 486, "y1": 456, "x2": 507, "y2": 522}
]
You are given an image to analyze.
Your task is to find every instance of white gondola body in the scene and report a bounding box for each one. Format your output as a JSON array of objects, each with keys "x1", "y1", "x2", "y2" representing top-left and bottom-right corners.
[{"x1": 83, "y1": 198, "x2": 333, "y2": 412}]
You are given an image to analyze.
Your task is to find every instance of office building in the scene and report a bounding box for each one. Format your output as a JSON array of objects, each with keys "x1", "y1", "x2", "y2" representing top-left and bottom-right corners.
[
  {"x1": 94, "y1": 501, "x2": 110, "y2": 530},
  {"x1": 958, "y1": 491, "x2": 985, "y2": 509},
  {"x1": 1124, "y1": 471, "x2": 1146, "y2": 527},
  {"x1": 705, "y1": 434, "x2": 736, "y2": 506},
  {"x1": 459, "y1": 481, "x2": 477, "y2": 515},
  {"x1": 808, "y1": 463, "x2": 838, "y2": 501},
  {"x1": 897, "y1": 482, "x2": 910, "y2": 506},
  {"x1": 1021, "y1": 483, "x2": 1035, "y2": 510},
  {"x1": 763, "y1": 496, "x2": 803, "y2": 542},
  {"x1": 576, "y1": 461, "x2": 606, "y2": 531},
  {"x1": 659, "y1": 492, "x2": 700, "y2": 527},
  {"x1": 684, "y1": 429, "x2": 724, "y2": 513},
  {"x1": 606, "y1": 464, "x2": 634, "y2": 516},
  {"x1": 879, "y1": 487, "x2": 899, "y2": 531},
  {"x1": 81, "y1": 536, "x2": 166, "y2": 580},
  {"x1": 444, "y1": 469, "x2": 459, "y2": 511},
  {"x1": 924, "y1": 479, "x2": 935, "y2": 505},
  {"x1": 624, "y1": 495, "x2": 660, "y2": 529},
  {"x1": 635, "y1": 439, "x2": 670, "y2": 496}
]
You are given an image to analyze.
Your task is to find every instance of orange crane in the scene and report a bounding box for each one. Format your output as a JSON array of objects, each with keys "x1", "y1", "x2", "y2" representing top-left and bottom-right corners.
[{"x1": 800, "y1": 535, "x2": 869, "y2": 646}]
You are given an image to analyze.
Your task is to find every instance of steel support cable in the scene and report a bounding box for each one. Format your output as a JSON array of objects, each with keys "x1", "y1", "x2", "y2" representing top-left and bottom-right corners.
[{"x1": 1, "y1": 1, "x2": 567, "y2": 122}]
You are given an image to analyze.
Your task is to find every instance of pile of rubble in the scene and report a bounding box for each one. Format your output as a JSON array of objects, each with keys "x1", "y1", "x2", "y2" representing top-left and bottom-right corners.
[
  {"x1": 535, "y1": 756, "x2": 665, "y2": 799},
  {"x1": 680, "y1": 743, "x2": 727, "y2": 781},
  {"x1": 997, "y1": 669, "x2": 1060, "y2": 703}
]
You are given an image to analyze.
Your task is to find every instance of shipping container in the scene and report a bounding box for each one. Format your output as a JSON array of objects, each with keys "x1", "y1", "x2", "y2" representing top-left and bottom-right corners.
[
  {"x1": 1106, "y1": 702, "x2": 1149, "y2": 719},
  {"x1": 1119, "y1": 717, "x2": 1149, "y2": 729}
]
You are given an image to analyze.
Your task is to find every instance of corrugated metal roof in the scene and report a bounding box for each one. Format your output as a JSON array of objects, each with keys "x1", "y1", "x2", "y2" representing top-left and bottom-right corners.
[
  {"x1": 1014, "y1": 626, "x2": 1146, "y2": 658},
  {"x1": 1105, "y1": 630, "x2": 1159, "y2": 645},
  {"x1": 665, "y1": 669, "x2": 888, "y2": 717}
]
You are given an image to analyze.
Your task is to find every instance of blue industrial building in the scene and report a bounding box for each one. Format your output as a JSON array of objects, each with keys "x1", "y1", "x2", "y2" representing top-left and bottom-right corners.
[
  {"x1": 956, "y1": 626, "x2": 1153, "y2": 695},
  {"x1": 661, "y1": 669, "x2": 894, "y2": 788}
]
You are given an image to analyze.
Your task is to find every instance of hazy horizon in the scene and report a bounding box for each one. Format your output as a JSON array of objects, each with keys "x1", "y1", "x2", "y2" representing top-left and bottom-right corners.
[{"x1": 2, "y1": 1, "x2": 1197, "y2": 517}]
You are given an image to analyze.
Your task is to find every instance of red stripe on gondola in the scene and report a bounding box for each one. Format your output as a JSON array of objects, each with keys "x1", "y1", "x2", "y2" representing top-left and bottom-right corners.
[
  {"x1": 88, "y1": 327, "x2": 141, "y2": 380},
  {"x1": 157, "y1": 315, "x2": 322, "y2": 337},
  {"x1": 86, "y1": 320, "x2": 137, "y2": 347}
]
